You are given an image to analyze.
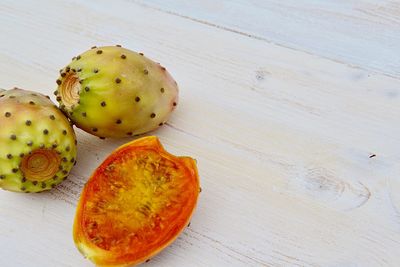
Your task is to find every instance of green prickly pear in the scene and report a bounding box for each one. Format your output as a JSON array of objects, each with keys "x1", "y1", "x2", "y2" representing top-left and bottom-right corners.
[
  {"x1": 55, "y1": 45, "x2": 179, "y2": 138},
  {"x1": 0, "y1": 88, "x2": 77, "y2": 193}
]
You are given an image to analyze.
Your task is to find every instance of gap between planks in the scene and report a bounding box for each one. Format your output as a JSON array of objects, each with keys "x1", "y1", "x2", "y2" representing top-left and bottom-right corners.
[{"x1": 129, "y1": 0, "x2": 400, "y2": 81}]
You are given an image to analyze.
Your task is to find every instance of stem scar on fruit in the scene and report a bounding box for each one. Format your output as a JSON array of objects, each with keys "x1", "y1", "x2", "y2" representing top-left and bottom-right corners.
[{"x1": 59, "y1": 73, "x2": 80, "y2": 109}]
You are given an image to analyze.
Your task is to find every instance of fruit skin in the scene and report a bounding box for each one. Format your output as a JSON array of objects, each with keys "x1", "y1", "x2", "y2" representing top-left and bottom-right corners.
[
  {"x1": 0, "y1": 88, "x2": 77, "y2": 193},
  {"x1": 73, "y1": 136, "x2": 199, "y2": 267},
  {"x1": 55, "y1": 46, "x2": 179, "y2": 138}
]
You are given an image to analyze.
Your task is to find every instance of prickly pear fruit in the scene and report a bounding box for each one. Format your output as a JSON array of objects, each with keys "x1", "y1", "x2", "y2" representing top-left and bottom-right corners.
[
  {"x1": 73, "y1": 136, "x2": 199, "y2": 266},
  {"x1": 55, "y1": 46, "x2": 179, "y2": 138},
  {"x1": 0, "y1": 88, "x2": 77, "y2": 193}
]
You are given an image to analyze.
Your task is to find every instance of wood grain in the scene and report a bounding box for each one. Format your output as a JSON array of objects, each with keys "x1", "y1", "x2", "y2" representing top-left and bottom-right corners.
[
  {"x1": 133, "y1": 0, "x2": 400, "y2": 78},
  {"x1": 0, "y1": 0, "x2": 399, "y2": 266}
]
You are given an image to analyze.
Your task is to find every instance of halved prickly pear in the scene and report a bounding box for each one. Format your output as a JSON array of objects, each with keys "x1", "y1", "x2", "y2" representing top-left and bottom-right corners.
[
  {"x1": 73, "y1": 136, "x2": 200, "y2": 266},
  {"x1": 55, "y1": 45, "x2": 179, "y2": 138},
  {"x1": 0, "y1": 88, "x2": 77, "y2": 193}
]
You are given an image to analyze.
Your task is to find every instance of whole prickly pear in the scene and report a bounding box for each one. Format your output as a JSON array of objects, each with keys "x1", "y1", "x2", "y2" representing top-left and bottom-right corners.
[
  {"x1": 0, "y1": 88, "x2": 77, "y2": 193},
  {"x1": 55, "y1": 45, "x2": 179, "y2": 138}
]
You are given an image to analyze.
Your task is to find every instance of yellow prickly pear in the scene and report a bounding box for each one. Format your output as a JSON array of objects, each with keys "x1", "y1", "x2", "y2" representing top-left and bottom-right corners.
[{"x1": 55, "y1": 46, "x2": 179, "y2": 138}]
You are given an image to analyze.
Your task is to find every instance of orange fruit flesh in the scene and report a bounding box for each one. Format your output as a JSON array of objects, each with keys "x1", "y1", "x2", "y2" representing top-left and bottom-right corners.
[{"x1": 73, "y1": 137, "x2": 199, "y2": 266}]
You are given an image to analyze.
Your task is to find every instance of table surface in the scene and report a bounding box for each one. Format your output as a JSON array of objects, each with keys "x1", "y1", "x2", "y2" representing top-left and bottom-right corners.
[{"x1": 1, "y1": 1, "x2": 400, "y2": 266}]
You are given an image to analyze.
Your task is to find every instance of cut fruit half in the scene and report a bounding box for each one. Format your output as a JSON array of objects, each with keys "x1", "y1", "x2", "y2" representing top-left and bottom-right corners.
[{"x1": 73, "y1": 136, "x2": 200, "y2": 266}]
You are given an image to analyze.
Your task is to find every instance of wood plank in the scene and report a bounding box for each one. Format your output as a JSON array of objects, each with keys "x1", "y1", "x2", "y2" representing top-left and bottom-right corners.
[
  {"x1": 0, "y1": 0, "x2": 399, "y2": 266},
  {"x1": 133, "y1": 0, "x2": 400, "y2": 78}
]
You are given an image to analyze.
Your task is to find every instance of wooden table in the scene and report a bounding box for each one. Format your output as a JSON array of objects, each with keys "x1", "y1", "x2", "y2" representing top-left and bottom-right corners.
[{"x1": 1, "y1": 1, "x2": 399, "y2": 266}]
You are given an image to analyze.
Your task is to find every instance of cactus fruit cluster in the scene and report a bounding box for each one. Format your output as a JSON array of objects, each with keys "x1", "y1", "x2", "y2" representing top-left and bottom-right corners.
[
  {"x1": 0, "y1": 88, "x2": 77, "y2": 193},
  {"x1": 2, "y1": 46, "x2": 197, "y2": 267},
  {"x1": 1, "y1": 45, "x2": 180, "y2": 194},
  {"x1": 55, "y1": 45, "x2": 179, "y2": 138}
]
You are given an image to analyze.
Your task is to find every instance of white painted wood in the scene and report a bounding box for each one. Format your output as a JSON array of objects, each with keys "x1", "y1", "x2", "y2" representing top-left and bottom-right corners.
[
  {"x1": 133, "y1": 0, "x2": 400, "y2": 78},
  {"x1": 0, "y1": 0, "x2": 399, "y2": 266}
]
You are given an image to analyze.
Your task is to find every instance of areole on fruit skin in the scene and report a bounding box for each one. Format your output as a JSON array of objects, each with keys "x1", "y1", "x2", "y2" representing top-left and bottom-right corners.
[
  {"x1": 55, "y1": 45, "x2": 179, "y2": 138},
  {"x1": 0, "y1": 88, "x2": 77, "y2": 193},
  {"x1": 73, "y1": 136, "x2": 200, "y2": 267}
]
